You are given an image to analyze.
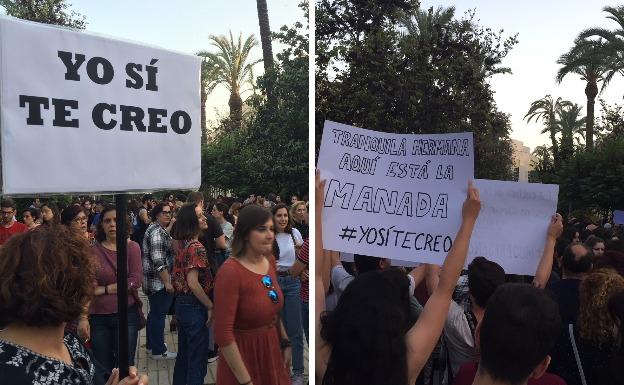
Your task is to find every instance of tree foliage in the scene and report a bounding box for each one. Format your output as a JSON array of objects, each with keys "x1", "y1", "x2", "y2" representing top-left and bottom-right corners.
[
  {"x1": 0, "y1": 0, "x2": 85, "y2": 28},
  {"x1": 316, "y1": 2, "x2": 517, "y2": 180},
  {"x1": 201, "y1": 6, "x2": 308, "y2": 198}
]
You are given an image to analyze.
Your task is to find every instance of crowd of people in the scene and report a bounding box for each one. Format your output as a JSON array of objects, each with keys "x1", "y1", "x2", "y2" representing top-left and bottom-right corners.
[
  {"x1": 314, "y1": 172, "x2": 624, "y2": 385},
  {"x1": 0, "y1": 190, "x2": 310, "y2": 385}
]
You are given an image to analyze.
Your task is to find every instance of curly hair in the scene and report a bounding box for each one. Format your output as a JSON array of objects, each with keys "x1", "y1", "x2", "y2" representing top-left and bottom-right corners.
[
  {"x1": 578, "y1": 268, "x2": 624, "y2": 344},
  {"x1": 321, "y1": 269, "x2": 411, "y2": 385},
  {"x1": 0, "y1": 225, "x2": 95, "y2": 327}
]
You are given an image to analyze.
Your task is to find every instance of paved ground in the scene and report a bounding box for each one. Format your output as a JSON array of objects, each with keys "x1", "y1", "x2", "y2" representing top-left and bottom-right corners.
[{"x1": 134, "y1": 294, "x2": 309, "y2": 385}]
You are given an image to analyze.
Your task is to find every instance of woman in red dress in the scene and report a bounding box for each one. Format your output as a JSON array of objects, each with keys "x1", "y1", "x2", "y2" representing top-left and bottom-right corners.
[{"x1": 214, "y1": 205, "x2": 291, "y2": 385}]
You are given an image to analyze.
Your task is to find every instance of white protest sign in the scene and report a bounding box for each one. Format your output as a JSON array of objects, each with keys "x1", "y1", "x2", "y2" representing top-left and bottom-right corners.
[
  {"x1": 467, "y1": 179, "x2": 559, "y2": 275},
  {"x1": 318, "y1": 120, "x2": 474, "y2": 264},
  {"x1": 0, "y1": 16, "x2": 201, "y2": 194}
]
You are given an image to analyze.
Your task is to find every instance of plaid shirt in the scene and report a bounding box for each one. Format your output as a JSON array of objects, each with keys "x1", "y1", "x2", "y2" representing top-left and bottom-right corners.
[
  {"x1": 142, "y1": 222, "x2": 174, "y2": 295},
  {"x1": 452, "y1": 272, "x2": 472, "y2": 313}
]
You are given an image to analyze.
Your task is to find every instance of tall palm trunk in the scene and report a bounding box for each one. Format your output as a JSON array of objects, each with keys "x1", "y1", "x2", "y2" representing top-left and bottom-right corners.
[
  {"x1": 200, "y1": 85, "x2": 207, "y2": 144},
  {"x1": 229, "y1": 91, "x2": 243, "y2": 130},
  {"x1": 548, "y1": 117, "x2": 560, "y2": 168},
  {"x1": 585, "y1": 81, "x2": 598, "y2": 149},
  {"x1": 256, "y1": 0, "x2": 275, "y2": 103}
]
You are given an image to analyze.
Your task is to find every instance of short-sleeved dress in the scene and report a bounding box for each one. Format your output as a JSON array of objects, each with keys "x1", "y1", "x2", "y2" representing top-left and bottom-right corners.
[{"x1": 214, "y1": 257, "x2": 291, "y2": 385}]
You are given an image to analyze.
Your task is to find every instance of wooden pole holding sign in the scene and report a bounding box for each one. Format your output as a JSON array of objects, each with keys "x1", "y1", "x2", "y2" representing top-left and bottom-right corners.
[{"x1": 115, "y1": 194, "x2": 129, "y2": 378}]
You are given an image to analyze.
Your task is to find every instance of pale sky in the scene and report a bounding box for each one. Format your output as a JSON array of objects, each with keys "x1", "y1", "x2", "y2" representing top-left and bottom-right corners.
[
  {"x1": 421, "y1": 0, "x2": 624, "y2": 151},
  {"x1": 2, "y1": 0, "x2": 306, "y2": 124}
]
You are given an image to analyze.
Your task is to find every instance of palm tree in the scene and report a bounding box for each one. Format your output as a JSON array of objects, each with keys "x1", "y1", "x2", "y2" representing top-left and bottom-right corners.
[
  {"x1": 524, "y1": 95, "x2": 571, "y2": 167},
  {"x1": 198, "y1": 32, "x2": 261, "y2": 130},
  {"x1": 578, "y1": 6, "x2": 624, "y2": 84},
  {"x1": 555, "y1": 103, "x2": 585, "y2": 160},
  {"x1": 256, "y1": 0, "x2": 275, "y2": 102},
  {"x1": 401, "y1": 5, "x2": 456, "y2": 40},
  {"x1": 556, "y1": 39, "x2": 614, "y2": 149}
]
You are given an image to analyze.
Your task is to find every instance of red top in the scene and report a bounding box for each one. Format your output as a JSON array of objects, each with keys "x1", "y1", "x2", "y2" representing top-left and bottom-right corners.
[
  {"x1": 214, "y1": 257, "x2": 290, "y2": 385},
  {"x1": 172, "y1": 240, "x2": 213, "y2": 295},
  {"x1": 0, "y1": 221, "x2": 27, "y2": 245},
  {"x1": 298, "y1": 239, "x2": 309, "y2": 303},
  {"x1": 452, "y1": 361, "x2": 567, "y2": 385},
  {"x1": 90, "y1": 241, "x2": 143, "y2": 314}
]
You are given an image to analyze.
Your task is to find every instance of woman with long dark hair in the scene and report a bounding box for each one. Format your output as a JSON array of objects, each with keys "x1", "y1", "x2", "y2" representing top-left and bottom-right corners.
[
  {"x1": 89, "y1": 206, "x2": 143, "y2": 378},
  {"x1": 170, "y1": 203, "x2": 214, "y2": 385},
  {"x1": 315, "y1": 172, "x2": 481, "y2": 385},
  {"x1": 40, "y1": 202, "x2": 60, "y2": 226},
  {"x1": 272, "y1": 203, "x2": 304, "y2": 384},
  {"x1": 214, "y1": 205, "x2": 291, "y2": 385}
]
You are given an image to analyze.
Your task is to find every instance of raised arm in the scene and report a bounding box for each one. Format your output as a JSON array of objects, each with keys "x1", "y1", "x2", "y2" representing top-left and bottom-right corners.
[
  {"x1": 405, "y1": 181, "x2": 481, "y2": 381},
  {"x1": 532, "y1": 213, "x2": 563, "y2": 289},
  {"x1": 315, "y1": 171, "x2": 331, "y2": 381}
]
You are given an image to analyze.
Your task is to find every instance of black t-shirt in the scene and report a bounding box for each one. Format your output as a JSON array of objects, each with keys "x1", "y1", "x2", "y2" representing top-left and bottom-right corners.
[
  {"x1": 548, "y1": 278, "x2": 581, "y2": 324},
  {"x1": 199, "y1": 215, "x2": 225, "y2": 261}
]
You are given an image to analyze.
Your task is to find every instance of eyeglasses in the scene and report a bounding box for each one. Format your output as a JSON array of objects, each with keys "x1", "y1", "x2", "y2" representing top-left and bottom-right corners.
[
  {"x1": 1, "y1": 210, "x2": 14, "y2": 216},
  {"x1": 261, "y1": 275, "x2": 279, "y2": 304},
  {"x1": 73, "y1": 216, "x2": 88, "y2": 223}
]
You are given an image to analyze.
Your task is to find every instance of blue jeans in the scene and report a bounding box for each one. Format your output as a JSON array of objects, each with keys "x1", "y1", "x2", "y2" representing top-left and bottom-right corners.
[
  {"x1": 172, "y1": 295, "x2": 210, "y2": 385},
  {"x1": 146, "y1": 288, "x2": 174, "y2": 355},
  {"x1": 215, "y1": 249, "x2": 231, "y2": 268},
  {"x1": 278, "y1": 275, "x2": 304, "y2": 376},
  {"x1": 90, "y1": 305, "x2": 140, "y2": 377},
  {"x1": 302, "y1": 301, "x2": 309, "y2": 343}
]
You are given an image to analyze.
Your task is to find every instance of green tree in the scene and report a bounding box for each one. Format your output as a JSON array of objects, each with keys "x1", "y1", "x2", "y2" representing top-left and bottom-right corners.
[
  {"x1": 578, "y1": 5, "x2": 624, "y2": 85},
  {"x1": 316, "y1": 2, "x2": 517, "y2": 180},
  {"x1": 556, "y1": 39, "x2": 613, "y2": 149},
  {"x1": 0, "y1": 0, "x2": 85, "y2": 28},
  {"x1": 529, "y1": 145, "x2": 554, "y2": 183},
  {"x1": 555, "y1": 103, "x2": 585, "y2": 160},
  {"x1": 524, "y1": 95, "x2": 571, "y2": 167},
  {"x1": 202, "y1": 5, "x2": 308, "y2": 197},
  {"x1": 198, "y1": 32, "x2": 261, "y2": 131}
]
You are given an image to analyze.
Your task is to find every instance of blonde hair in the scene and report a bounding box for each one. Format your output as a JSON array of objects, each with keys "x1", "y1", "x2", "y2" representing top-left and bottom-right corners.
[
  {"x1": 290, "y1": 200, "x2": 307, "y2": 219},
  {"x1": 578, "y1": 268, "x2": 624, "y2": 344}
]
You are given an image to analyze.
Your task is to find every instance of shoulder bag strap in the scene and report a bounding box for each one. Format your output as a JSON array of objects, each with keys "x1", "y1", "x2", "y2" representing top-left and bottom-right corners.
[{"x1": 569, "y1": 323, "x2": 587, "y2": 385}]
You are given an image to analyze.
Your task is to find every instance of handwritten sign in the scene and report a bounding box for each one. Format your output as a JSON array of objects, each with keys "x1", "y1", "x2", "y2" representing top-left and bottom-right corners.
[
  {"x1": 0, "y1": 16, "x2": 201, "y2": 194},
  {"x1": 465, "y1": 179, "x2": 559, "y2": 275},
  {"x1": 318, "y1": 120, "x2": 474, "y2": 264}
]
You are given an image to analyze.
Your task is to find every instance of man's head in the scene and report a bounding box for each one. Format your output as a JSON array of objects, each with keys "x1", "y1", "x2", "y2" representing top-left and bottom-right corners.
[
  {"x1": 354, "y1": 254, "x2": 391, "y2": 274},
  {"x1": 467, "y1": 257, "x2": 506, "y2": 309},
  {"x1": 186, "y1": 191, "x2": 204, "y2": 210},
  {"x1": 142, "y1": 194, "x2": 155, "y2": 209},
  {"x1": 477, "y1": 284, "x2": 561, "y2": 385},
  {"x1": 561, "y1": 242, "x2": 593, "y2": 276},
  {"x1": 0, "y1": 198, "x2": 17, "y2": 226}
]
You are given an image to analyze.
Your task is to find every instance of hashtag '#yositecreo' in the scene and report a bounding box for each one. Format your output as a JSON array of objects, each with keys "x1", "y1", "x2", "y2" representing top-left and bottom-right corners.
[{"x1": 339, "y1": 226, "x2": 357, "y2": 241}]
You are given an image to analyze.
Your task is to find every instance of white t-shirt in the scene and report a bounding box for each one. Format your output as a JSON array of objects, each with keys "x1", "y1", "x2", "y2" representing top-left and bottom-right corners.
[{"x1": 275, "y1": 228, "x2": 303, "y2": 269}]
